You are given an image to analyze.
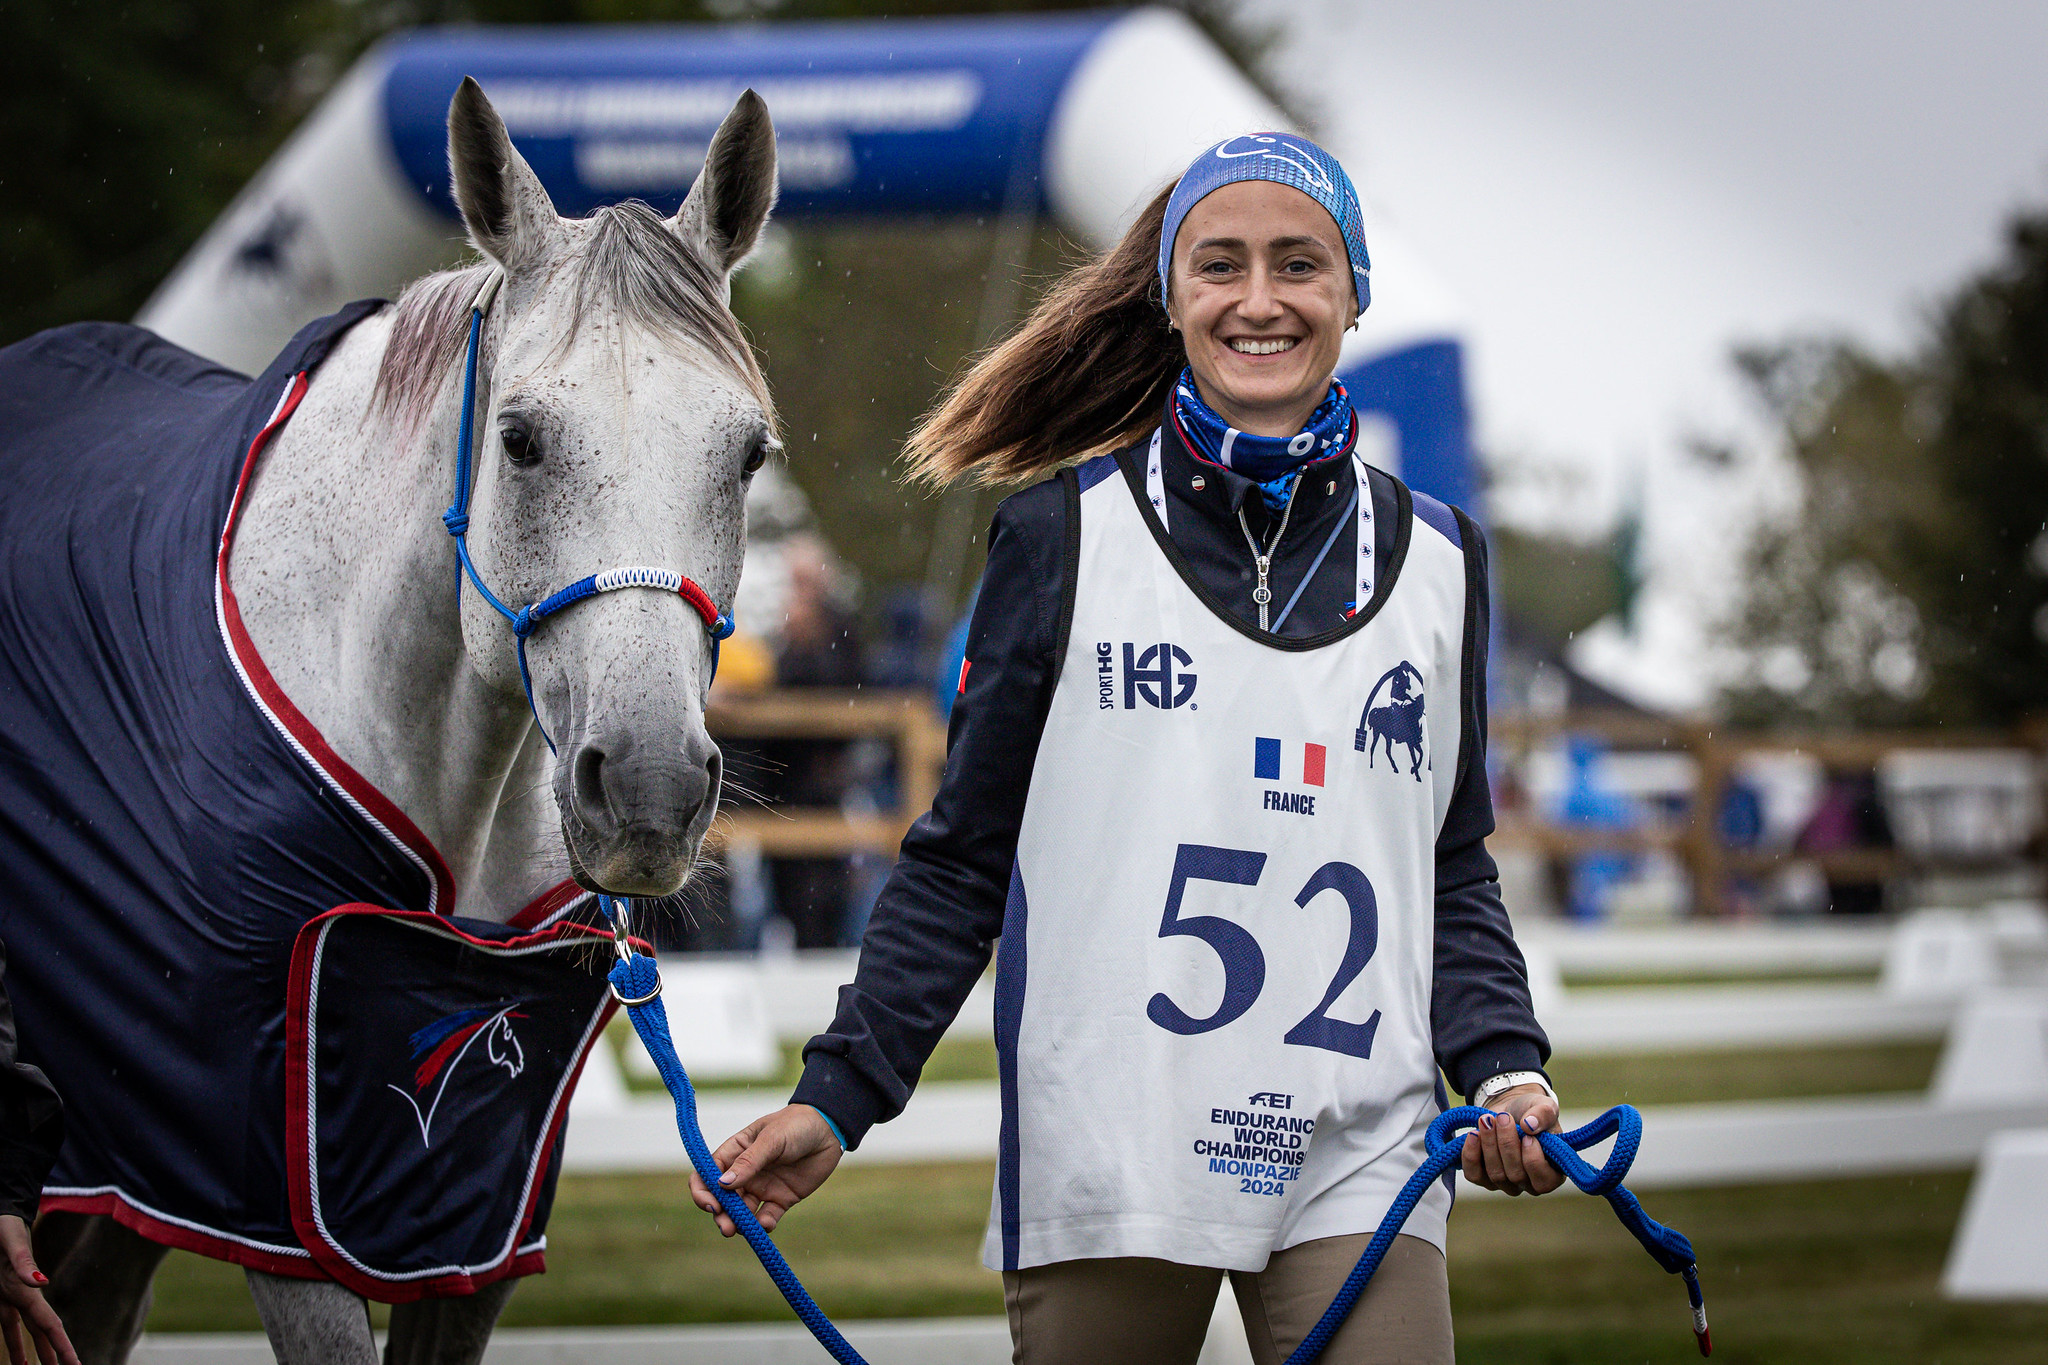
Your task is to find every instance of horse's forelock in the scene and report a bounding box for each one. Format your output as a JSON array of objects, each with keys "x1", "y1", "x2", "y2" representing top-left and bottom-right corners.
[
  {"x1": 372, "y1": 200, "x2": 775, "y2": 440},
  {"x1": 572, "y1": 200, "x2": 776, "y2": 424}
]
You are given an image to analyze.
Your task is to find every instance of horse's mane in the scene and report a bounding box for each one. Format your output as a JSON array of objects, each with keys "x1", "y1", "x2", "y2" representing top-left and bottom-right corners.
[{"x1": 373, "y1": 200, "x2": 775, "y2": 437}]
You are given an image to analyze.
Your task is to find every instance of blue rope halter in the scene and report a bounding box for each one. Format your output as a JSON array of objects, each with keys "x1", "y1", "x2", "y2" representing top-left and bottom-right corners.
[
  {"x1": 441, "y1": 273, "x2": 736, "y2": 753},
  {"x1": 594, "y1": 891, "x2": 1713, "y2": 1363}
]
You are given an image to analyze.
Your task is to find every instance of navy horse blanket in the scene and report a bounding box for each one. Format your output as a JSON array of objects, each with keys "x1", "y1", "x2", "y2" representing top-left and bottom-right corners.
[{"x1": 0, "y1": 309, "x2": 614, "y2": 1300}]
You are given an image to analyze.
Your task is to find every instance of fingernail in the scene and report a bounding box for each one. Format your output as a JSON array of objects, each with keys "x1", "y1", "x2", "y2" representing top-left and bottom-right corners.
[
  {"x1": 29, "y1": 1272, "x2": 44, "y2": 1285},
  {"x1": 719, "y1": 1171, "x2": 735, "y2": 1185},
  {"x1": 1480, "y1": 1115, "x2": 1492, "y2": 1130},
  {"x1": 1523, "y1": 1116, "x2": 1540, "y2": 1133}
]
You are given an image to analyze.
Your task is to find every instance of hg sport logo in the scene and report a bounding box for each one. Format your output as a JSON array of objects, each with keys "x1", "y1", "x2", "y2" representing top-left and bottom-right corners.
[
  {"x1": 387, "y1": 1003, "x2": 527, "y2": 1148},
  {"x1": 1097, "y1": 642, "x2": 1197, "y2": 709}
]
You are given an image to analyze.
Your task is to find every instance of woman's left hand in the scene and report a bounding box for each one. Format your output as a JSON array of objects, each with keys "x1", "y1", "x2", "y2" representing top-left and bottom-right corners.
[{"x1": 1460, "y1": 1083, "x2": 1564, "y2": 1196}]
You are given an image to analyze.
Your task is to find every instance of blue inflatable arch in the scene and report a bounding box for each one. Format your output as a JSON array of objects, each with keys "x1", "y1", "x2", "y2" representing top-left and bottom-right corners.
[{"x1": 141, "y1": 7, "x2": 1474, "y2": 510}]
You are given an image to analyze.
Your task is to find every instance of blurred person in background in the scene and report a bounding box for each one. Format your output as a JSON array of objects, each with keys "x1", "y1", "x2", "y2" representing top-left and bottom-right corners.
[
  {"x1": 765, "y1": 534, "x2": 867, "y2": 948},
  {"x1": 867, "y1": 586, "x2": 937, "y2": 692},
  {"x1": 694, "y1": 134, "x2": 1557, "y2": 1365}
]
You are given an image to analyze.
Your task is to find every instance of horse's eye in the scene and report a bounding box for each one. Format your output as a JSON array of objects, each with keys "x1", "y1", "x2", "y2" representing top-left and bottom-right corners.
[
  {"x1": 743, "y1": 434, "x2": 778, "y2": 477},
  {"x1": 500, "y1": 421, "x2": 540, "y2": 467}
]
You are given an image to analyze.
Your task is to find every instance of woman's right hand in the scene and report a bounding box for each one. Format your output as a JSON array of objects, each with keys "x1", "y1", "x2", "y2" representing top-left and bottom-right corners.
[
  {"x1": 0, "y1": 1214, "x2": 78, "y2": 1365},
  {"x1": 689, "y1": 1105, "x2": 844, "y2": 1237}
]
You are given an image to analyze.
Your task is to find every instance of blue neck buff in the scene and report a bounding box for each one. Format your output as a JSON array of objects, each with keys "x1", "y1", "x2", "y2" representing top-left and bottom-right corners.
[{"x1": 1171, "y1": 369, "x2": 1357, "y2": 512}]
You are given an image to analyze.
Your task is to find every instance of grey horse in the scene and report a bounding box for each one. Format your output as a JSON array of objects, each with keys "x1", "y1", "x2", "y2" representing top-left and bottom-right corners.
[{"x1": 37, "y1": 80, "x2": 777, "y2": 1365}]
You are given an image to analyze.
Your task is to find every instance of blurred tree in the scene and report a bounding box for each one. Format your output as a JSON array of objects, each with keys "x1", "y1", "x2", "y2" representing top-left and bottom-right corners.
[
  {"x1": 1724, "y1": 207, "x2": 2048, "y2": 728},
  {"x1": 1, "y1": 0, "x2": 354, "y2": 344},
  {"x1": 2, "y1": 1, "x2": 1288, "y2": 625},
  {"x1": 731, "y1": 216, "x2": 1076, "y2": 595},
  {"x1": 1490, "y1": 526, "x2": 1625, "y2": 651},
  {"x1": 0, "y1": 0, "x2": 1281, "y2": 348}
]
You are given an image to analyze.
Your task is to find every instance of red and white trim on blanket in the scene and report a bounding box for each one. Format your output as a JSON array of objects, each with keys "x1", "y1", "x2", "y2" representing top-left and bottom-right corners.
[
  {"x1": 38, "y1": 1187, "x2": 324, "y2": 1279},
  {"x1": 213, "y1": 372, "x2": 459, "y2": 915},
  {"x1": 37, "y1": 1181, "x2": 549, "y2": 1288},
  {"x1": 283, "y1": 906, "x2": 629, "y2": 1301},
  {"x1": 507, "y1": 878, "x2": 595, "y2": 931}
]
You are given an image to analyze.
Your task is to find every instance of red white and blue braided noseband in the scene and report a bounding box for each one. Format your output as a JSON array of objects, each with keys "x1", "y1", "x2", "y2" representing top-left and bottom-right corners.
[{"x1": 441, "y1": 272, "x2": 736, "y2": 753}]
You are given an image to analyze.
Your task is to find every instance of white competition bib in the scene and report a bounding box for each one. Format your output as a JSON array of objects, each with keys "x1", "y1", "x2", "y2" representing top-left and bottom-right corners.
[{"x1": 986, "y1": 450, "x2": 1474, "y2": 1274}]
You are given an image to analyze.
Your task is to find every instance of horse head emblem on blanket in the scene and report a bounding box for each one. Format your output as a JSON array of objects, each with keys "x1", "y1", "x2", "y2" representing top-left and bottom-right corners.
[
  {"x1": 387, "y1": 1004, "x2": 530, "y2": 1149},
  {"x1": 1354, "y1": 660, "x2": 1427, "y2": 780}
]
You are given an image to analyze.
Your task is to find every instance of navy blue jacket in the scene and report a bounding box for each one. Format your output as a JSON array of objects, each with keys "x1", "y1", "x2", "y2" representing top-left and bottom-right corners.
[{"x1": 794, "y1": 412, "x2": 1549, "y2": 1148}]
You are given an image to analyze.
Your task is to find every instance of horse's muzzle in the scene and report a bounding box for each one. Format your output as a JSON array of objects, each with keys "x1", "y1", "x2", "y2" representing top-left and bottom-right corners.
[{"x1": 559, "y1": 731, "x2": 721, "y2": 896}]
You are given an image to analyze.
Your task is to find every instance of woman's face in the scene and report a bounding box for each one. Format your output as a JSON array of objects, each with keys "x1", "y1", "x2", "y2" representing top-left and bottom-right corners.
[{"x1": 1167, "y1": 179, "x2": 1355, "y2": 437}]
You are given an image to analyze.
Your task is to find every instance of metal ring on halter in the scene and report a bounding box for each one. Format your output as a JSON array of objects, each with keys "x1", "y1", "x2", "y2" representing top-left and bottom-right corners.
[
  {"x1": 611, "y1": 972, "x2": 663, "y2": 1007},
  {"x1": 600, "y1": 895, "x2": 663, "y2": 1005}
]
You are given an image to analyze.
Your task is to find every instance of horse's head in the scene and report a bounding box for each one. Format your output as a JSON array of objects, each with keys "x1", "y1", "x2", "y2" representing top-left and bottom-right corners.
[{"x1": 444, "y1": 79, "x2": 777, "y2": 897}]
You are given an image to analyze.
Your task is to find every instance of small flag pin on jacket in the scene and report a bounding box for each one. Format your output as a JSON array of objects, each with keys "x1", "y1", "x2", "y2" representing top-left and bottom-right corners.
[{"x1": 1191, "y1": 475, "x2": 1206, "y2": 491}]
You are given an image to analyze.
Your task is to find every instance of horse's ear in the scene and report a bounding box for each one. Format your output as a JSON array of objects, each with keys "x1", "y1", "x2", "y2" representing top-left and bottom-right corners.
[
  {"x1": 447, "y1": 76, "x2": 564, "y2": 274},
  {"x1": 674, "y1": 89, "x2": 778, "y2": 284}
]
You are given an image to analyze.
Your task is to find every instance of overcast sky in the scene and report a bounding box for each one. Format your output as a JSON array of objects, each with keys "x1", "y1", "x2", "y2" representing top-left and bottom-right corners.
[{"x1": 1242, "y1": 0, "x2": 2048, "y2": 706}]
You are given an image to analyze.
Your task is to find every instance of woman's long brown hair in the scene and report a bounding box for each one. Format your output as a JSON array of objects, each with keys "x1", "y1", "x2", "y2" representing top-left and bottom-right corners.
[{"x1": 903, "y1": 183, "x2": 1184, "y2": 487}]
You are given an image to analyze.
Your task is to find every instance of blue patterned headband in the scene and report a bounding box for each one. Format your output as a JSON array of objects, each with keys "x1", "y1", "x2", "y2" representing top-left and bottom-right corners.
[{"x1": 1157, "y1": 133, "x2": 1371, "y2": 319}]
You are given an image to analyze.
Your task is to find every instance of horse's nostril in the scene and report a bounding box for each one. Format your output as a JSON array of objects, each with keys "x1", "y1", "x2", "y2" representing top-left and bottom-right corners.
[
  {"x1": 686, "y1": 747, "x2": 722, "y2": 828},
  {"x1": 572, "y1": 744, "x2": 615, "y2": 835}
]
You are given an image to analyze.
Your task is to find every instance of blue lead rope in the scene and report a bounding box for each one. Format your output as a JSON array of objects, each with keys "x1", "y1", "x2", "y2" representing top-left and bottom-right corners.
[
  {"x1": 599, "y1": 898, "x2": 869, "y2": 1365},
  {"x1": 1283, "y1": 1103, "x2": 1710, "y2": 1362},
  {"x1": 598, "y1": 915, "x2": 1710, "y2": 1363}
]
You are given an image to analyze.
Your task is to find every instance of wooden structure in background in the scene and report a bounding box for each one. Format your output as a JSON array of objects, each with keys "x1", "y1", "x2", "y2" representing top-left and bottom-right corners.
[
  {"x1": 696, "y1": 692, "x2": 2042, "y2": 917},
  {"x1": 1491, "y1": 712, "x2": 2045, "y2": 916},
  {"x1": 702, "y1": 688, "x2": 947, "y2": 858}
]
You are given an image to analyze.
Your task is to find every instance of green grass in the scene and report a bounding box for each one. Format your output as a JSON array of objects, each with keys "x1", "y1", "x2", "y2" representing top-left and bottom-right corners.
[
  {"x1": 649, "y1": 1035, "x2": 1945, "y2": 1110},
  {"x1": 1561, "y1": 967, "x2": 1881, "y2": 989},
  {"x1": 1449, "y1": 1170, "x2": 2048, "y2": 1365},
  {"x1": 1548, "y1": 1040, "x2": 1940, "y2": 1109},
  {"x1": 145, "y1": 1164, "x2": 2048, "y2": 1363}
]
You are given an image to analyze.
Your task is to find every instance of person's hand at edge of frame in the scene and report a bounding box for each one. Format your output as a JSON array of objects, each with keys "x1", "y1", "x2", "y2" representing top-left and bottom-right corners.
[
  {"x1": 0, "y1": 1214, "x2": 79, "y2": 1365},
  {"x1": 1460, "y1": 1084, "x2": 1564, "y2": 1196},
  {"x1": 689, "y1": 1105, "x2": 844, "y2": 1237}
]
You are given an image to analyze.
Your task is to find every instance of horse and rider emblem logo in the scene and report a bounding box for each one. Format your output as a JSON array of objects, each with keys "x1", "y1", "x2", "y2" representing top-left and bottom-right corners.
[
  {"x1": 1355, "y1": 661, "x2": 1426, "y2": 780},
  {"x1": 387, "y1": 1003, "x2": 528, "y2": 1148}
]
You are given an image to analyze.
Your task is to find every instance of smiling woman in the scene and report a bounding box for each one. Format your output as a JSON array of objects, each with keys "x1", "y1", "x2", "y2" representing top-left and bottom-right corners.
[{"x1": 712, "y1": 133, "x2": 1558, "y2": 1365}]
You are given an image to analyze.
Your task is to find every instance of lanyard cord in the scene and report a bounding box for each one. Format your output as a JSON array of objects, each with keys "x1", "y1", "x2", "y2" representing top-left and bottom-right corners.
[{"x1": 1271, "y1": 477, "x2": 1358, "y2": 634}]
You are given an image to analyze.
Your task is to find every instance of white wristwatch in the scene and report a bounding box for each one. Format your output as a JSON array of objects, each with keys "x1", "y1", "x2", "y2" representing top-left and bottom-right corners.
[{"x1": 1473, "y1": 1070, "x2": 1558, "y2": 1110}]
